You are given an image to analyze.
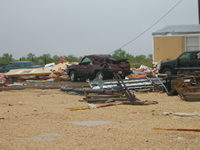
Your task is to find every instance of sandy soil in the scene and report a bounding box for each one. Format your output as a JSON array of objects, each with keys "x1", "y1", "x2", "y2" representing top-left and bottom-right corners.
[{"x1": 0, "y1": 86, "x2": 200, "y2": 150}]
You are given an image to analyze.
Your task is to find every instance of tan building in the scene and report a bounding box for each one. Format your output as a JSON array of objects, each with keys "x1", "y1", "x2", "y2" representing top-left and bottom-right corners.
[{"x1": 152, "y1": 24, "x2": 200, "y2": 64}]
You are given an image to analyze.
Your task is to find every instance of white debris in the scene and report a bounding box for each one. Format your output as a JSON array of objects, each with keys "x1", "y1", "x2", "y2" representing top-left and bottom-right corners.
[
  {"x1": 164, "y1": 112, "x2": 200, "y2": 117},
  {"x1": 88, "y1": 104, "x2": 97, "y2": 109}
]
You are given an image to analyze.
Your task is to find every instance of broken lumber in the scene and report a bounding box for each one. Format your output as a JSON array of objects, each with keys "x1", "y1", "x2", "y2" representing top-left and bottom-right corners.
[
  {"x1": 152, "y1": 127, "x2": 200, "y2": 132},
  {"x1": 66, "y1": 100, "x2": 158, "y2": 111},
  {"x1": 123, "y1": 100, "x2": 158, "y2": 105},
  {"x1": 66, "y1": 102, "x2": 124, "y2": 111},
  {"x1": 86, "y1": 98, "x2": 128, "y2": 103}
]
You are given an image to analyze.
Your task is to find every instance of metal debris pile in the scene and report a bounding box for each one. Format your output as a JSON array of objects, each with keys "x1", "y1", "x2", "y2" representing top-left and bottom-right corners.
[{"x1": 62, "y1": 73, "x2": 162, "y2": 111}]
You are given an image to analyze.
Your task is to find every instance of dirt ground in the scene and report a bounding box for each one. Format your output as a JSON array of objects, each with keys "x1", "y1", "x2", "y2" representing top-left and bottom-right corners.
[{"x1": 0, "y1": 81, "x2": 200, "y2": 150}]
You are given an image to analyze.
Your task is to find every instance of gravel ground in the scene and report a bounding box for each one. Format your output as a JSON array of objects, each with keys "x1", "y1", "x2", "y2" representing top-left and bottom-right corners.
[{"x1": 0, "y1": 81, "x2": 200, "y2": 149}]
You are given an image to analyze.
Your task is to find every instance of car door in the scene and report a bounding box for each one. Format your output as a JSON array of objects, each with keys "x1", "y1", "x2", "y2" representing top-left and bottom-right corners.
[
  {"x1": 175, "y1": 52, "x2": 191, "y2": 73},
  {"x1": 189, "y1": 52, "x2": 200, "y2": 72},
  {"x1": 78, "y1": 57, "x2": 91, "y2": 77}
]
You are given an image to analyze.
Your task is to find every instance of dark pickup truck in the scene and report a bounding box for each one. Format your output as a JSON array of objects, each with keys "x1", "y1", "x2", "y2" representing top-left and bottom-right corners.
[
  {"x1": 67, "y1": 54, "x2": 132, "y2": 82},
  {"x1": 159, "y1": 50, "x2": 200, "y2": 75}
]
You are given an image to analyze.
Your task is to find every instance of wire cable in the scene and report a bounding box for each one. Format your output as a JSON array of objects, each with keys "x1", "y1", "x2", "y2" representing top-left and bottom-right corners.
[{"x1": 110, "y1": 0, "x2": 182, "y2": 54}]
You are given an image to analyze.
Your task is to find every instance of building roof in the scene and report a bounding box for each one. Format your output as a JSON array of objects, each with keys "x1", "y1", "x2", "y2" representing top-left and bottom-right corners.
[{"x1": 152, "y1": 24, "x2": 200, "y2": 35}]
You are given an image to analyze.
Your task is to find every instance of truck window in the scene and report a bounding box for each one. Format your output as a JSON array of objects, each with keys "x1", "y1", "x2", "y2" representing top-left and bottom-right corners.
[
  {"x1": 178, "y1": 53, "x2": 190, "y2": 68},
  {"x1": 192, "y1": 52, "x2": 200, "y2": 60},
  {"x1": 12, "y1": 63, "x2": 20, "y2": 68},
  {"x1": 179, "y1": 53, "x2": 190, "y2": 60},
  {"x1": 23, "y1": 62, "x2": 35, "y2": 66}
]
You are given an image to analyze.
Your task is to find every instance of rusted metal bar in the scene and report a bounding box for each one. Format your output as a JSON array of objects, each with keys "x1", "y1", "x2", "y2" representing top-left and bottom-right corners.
[{"x1": 113, "y1": 72, "x2": 138, "y2": 102}]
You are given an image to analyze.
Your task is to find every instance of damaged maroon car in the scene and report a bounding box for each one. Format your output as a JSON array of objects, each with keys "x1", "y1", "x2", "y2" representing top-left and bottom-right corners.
[{"x1": 67, "y1": 54, "x2": 132, "y2": 82}]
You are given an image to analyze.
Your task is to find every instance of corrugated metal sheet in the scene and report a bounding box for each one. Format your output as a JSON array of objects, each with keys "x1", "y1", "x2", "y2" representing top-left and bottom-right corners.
[{"x1": 152, "y1": 24, "x2": 200, "y2": 35}]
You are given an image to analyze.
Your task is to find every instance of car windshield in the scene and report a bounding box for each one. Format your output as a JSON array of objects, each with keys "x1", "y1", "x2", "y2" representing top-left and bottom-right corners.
[
  {"x1": 81, "y1": 57, "x2": 91, "y2": 63},
  {"x1": 3, "y1": 63, "x2": 12, "y2": 68}
]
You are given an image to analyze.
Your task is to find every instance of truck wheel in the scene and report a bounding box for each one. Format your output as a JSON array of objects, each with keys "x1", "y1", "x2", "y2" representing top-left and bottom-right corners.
[
  {"x1": 70, "y1": 70, "x2": 77, "y2": 82},
  {"x1": 120, "y1": 75, "x2": 125, "y2": 79},
  {"x1": 80, "y1": 78, "x2": 86, "y2": 82},
  {"x1": 96, "y1": 71, "x2": 104, "y2": 80},
  {"x1": 162, "y1": 68, "x2": 172, "y2": 76}
]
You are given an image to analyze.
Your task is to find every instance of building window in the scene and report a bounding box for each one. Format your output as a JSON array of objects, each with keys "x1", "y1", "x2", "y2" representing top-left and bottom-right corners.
[{"x1": 186, "y1": 36, "x2": 199, "y2": 51}]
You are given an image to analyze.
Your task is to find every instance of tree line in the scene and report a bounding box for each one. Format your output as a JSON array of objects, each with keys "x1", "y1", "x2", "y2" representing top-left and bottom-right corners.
[{"x1": 0, "y1": 49, "x2": 153, "y2": 68}]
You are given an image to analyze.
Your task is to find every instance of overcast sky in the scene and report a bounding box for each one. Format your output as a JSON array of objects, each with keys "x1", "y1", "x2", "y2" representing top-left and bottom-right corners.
[{"x1": 0, "y1": 0, "x2": 198, "y2": 59}]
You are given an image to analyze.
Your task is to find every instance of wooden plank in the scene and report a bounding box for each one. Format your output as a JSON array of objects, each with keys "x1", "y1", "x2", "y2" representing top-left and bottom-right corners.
[
  {"x1": 152, "y1": 127, "x2": 200, "y2": 132},
  {"x1": 168, "y1": 79, "x2": 183, "y2": 96},
  {"x1": 66, "y1": 102, "x2": 124, "y2": 111},
  {"x1": 7, "y1": 73, "x2": 50, "y2": 77},
  {"x1": 178, "y1": 94, "x2": 186, "y2": 100},
  {"x1": 182, "y1": 78, "x2": 194, "y2": 92},
  {"x1": 186, "y1": 86, "x2": 200, "y2": 89},
  {"x1": 174, "y1": 85, "x2": 186, "y2": 100},
  {"x1": 84, "y1": 89, "x2": 88, "y2": 102},
  {"x1": 182, "y1": 92, "x2": 200, "y2": 96},
  {"x1": 184, "y1": 97, "x2": 200, "y2": 102},
  {"x1": 87, "y1": 94, "x2": 120, "y2": 98}
]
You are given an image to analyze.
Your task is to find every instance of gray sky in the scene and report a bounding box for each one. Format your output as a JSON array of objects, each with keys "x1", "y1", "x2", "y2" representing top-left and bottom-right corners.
[{"x1": 0, "y1": 0, "x2": 198, "y2": 59}]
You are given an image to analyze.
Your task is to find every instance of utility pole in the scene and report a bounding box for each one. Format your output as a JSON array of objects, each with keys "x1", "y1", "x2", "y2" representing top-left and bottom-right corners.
[{"x1": 199, "y1": 0, "x2": 200, "y2": 23}]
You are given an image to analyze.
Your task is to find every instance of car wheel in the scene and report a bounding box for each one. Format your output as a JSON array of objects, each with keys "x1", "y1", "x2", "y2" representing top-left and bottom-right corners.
[
  {"x1": 70, "y1": 70, "x2": 77, "y2": 82},
  {"x1": 162, "y1": 68, "x2": 172, "y2": 76},
  {"x1": 96, "y1": 71, "x2": 104, "y2": 80}
]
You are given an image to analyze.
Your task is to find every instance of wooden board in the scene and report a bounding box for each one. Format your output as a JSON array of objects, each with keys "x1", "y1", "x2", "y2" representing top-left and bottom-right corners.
[{"x1": 5, "y1": 63, "x2": 68, "y2": 78}]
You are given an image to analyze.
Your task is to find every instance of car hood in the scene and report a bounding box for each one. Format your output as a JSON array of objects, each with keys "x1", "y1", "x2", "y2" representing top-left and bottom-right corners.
[
  {"x1": 0, "y1": 67, "x2": 5, "y2": 70},
  {"x1": 161, "y1": 59, "x2": 176, "y2": 65}
]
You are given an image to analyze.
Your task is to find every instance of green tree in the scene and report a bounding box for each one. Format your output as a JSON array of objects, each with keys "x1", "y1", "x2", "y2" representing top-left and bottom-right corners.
[
  {"x1": 19, "y1": 56, "x2": 26, "y2": 61},
  {"x1": 134, "y1": 55, "x2": 146, "y2": 63},
  {"x1": 112, "y1": 49, "x2": 134, "y2": 61},
  {"x1": 112, "y1": 49, "x2": 126, "y2": 60},
  {"x1": 65, "y1": 55, "x2": 81, "y2": 62},
  {"x1": 147, "y1": 54, "x2": 153, "y2": 60},
  {"x1": 37, "y1": 54, "x2": 53, "y2": 64},
  {"x1": 52, "y1": 55, "x2": 60, "y2": 64},
  {"x1": 0, "y1": 53, "x2": 14, "y2": 64},
  {"x1": 126, "y1": 53, "x2": 135, "y2": 62},
  {"x1": 78, "y1": 56, "x2": 83, "y2": 62},
  {"x1": 27, "y1": 53, "x2": 36, "y2": 61}
]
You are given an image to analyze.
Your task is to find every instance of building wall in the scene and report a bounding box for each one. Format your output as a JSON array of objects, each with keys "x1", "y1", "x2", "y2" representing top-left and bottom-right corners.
[{"x1": 153, "y1": 36, "x2": 185, "y2": 63}]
